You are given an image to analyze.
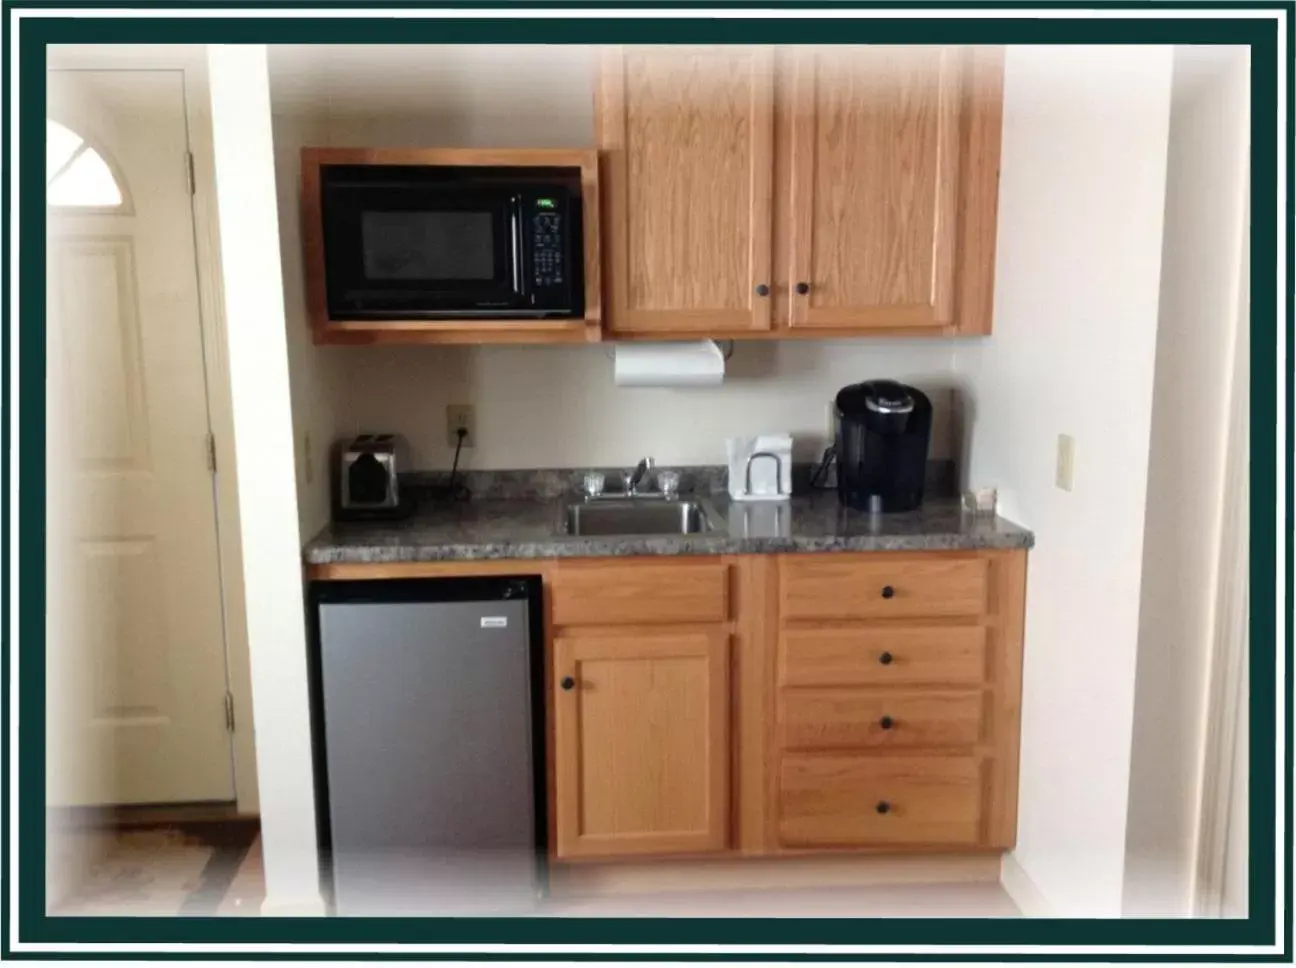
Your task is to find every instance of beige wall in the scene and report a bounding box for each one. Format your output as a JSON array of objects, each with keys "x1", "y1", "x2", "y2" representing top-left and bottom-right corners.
[
  {"x1": 954, "y1": 45, "x2": 1175, "y2": 916},
  {"x1": 270, "y1": 55, "x2": 341, "y2": 538},
  {"x1": 1123, "y1": 46, "x2": 1250, "y2": 917},
  {"x1": 268, "y1": 45, "x2": 957, "y2": 491}
]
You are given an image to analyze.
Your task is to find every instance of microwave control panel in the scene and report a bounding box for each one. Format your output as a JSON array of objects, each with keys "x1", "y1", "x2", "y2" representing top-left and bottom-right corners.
[{"x1": 530, "y1": 198, "x2": 567, "y2": 290}]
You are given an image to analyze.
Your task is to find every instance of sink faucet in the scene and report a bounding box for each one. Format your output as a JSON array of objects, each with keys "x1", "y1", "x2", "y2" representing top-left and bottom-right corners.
[
  {"x1": 744, "y1": 450, "x2": 785, "y2": 497},
  {"x1": 626, "y1": 456, "x2": 655, "y2": 495}
]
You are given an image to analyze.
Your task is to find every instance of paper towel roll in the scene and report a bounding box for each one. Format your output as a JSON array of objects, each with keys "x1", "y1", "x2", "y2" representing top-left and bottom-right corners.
[{"x1": 613, "y1": 340, "x2": 725, "y2": 387}]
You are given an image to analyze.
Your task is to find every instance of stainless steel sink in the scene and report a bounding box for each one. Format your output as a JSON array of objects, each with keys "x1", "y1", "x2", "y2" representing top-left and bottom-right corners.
[{"x1": 561, "y1": 499, "x2": 714, "y2": 537}]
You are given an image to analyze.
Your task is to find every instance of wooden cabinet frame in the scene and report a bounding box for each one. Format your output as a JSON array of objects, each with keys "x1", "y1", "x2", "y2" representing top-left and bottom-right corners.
[
  {"x1": 300, "y1": 147, "x2": 603, "y2": 346},
  {"x1": 553, "y1": 629, "x2": 731, "y2": 858},
  {"x1": 596, "y1": 47, "x2": 776, "y2": 336},
  {"x1": 597, "y1": 45, "x2": 1006, "y2": 341}
]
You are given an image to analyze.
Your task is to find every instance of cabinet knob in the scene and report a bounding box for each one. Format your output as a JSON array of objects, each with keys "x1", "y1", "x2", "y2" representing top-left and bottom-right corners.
[
  {"x1": 754, "y1": 283, "x2": 770, "y2": 297},
  {"x1": 878, "y1": 651, "x2": 894, "y2": 665},
  {"x1": 881, "y1": 585, "x2": 895, "y2": 599},
  {"x1": 875, "y1": 801, "x2": 891, "y2": 815},
  {"x1": 879, "y1": 715, "x2": 894, "y2": 730},
  {"x1": 795, "y1": 282, "x2": 810, "y2": 295},
  {"x1": 560, "y1": 676, "x2": 575, "y2": 691}
]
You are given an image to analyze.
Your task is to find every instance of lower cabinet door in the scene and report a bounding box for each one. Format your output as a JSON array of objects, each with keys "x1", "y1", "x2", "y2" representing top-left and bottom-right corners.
[
  {"x1": 779, "y1": 755, "x2": 983, "y2": 848},
  {"x1": 553, "y1": 630, "x2": 730, "y2": 858}
]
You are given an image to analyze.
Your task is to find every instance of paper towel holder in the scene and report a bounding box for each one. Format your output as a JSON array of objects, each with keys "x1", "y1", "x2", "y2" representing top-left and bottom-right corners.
[{"x1": 604, "y1": 339, "x2": 735, "y2": 361}]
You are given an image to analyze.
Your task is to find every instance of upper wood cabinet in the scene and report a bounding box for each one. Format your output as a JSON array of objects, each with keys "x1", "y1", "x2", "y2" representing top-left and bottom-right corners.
[
  {"x1": 787, "y1": 46, "x2": 961, "y2": 330},
  {"x1": 595, "y1": 46, "x2": 1005, "y2": 339},
  {"x1": 596, "y1": 47, "x2": 775, "y2": 335}
]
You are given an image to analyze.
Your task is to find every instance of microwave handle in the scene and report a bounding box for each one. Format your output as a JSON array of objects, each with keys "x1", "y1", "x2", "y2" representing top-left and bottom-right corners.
[{"x1": 509, "y1": 195, "x2": 527, "y2": 299}]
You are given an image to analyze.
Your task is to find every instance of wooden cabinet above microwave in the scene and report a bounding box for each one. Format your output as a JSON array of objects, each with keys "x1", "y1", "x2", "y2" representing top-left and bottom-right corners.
[
  {"x1": 300, "y1": 148, "x2": 602, "y2": 345},
  {"x1": 595, "y1": 45, "x2": 1005, "y2": 340}
]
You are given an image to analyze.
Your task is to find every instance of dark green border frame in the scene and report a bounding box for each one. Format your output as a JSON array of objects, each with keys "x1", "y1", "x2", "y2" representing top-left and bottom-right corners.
[{"x1": 3, "y1": 3, "x2": 1291, "y2": 960}]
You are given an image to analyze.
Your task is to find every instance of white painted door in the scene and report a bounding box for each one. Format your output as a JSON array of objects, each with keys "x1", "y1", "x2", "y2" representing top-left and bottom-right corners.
[{"x1": 45, "y1": 70, "x2": 235, "y2": 805}]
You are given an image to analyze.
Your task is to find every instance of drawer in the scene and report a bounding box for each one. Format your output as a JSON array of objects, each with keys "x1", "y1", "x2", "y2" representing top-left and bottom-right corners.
[
  {"x1": 780, "y1": 626, "x2": 987, "y2": 687},
  {"x1": 551, "y1": 560, "x2": 729, "y2": 627},
  {"x1": 781, "y1": 556, "x2": 989, "y2": 621},
  {"x1": 779, "y1": 690, "x2": 984, "y2": 751},
  {"x1": 779, "y1": 755, "x2": 982, "y2": 847}
]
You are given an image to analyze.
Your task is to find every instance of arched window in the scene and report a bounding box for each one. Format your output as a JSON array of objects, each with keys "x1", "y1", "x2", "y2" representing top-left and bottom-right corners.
[{"x1": 46, "y1": 120, "x2": 128, "y2": 210}]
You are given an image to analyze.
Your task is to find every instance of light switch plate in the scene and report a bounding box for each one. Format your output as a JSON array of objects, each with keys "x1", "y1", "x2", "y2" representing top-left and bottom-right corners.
[{"x1": 1056, "y1": 433, "x2": 1076, "y2": 491}]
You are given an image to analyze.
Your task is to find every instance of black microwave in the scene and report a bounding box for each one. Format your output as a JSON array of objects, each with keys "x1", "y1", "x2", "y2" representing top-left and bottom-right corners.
[{"x1": 318, "y1": 164, "x2": 584, "y2": 320}]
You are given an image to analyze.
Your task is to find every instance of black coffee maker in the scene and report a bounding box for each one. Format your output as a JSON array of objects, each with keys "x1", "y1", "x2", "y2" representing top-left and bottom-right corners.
[{"x1": 835, "y1": 380, "x2": 932, "y2": 512}]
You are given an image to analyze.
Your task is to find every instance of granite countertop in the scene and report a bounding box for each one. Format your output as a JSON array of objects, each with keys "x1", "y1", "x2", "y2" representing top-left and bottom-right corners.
[{"x1": 303, "y1": 489, "x2": 1033, "y2": 565}]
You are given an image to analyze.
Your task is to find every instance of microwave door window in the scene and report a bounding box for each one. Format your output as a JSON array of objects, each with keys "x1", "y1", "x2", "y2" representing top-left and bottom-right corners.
[{"x1": 361, "y1": 211, "x2": 496, "y2": 282}]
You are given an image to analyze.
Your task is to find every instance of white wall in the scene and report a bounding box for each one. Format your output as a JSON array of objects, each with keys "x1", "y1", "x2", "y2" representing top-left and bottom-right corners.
[
  {"x1": 328, "y1": 341, "x2": 955, "y2": 469},
  {"x1": 1122, "y1": 47, "x2": 1250, "y2": 917},
  {"x1": 954, "y1": 45, "x2": 1175, "y2": 916},
  {"x1": 269, "y1": 45, "x2": 957, "y2": 477},
  {"x1": 208, "y1": 44, "x2": 323, "y2": 917}
]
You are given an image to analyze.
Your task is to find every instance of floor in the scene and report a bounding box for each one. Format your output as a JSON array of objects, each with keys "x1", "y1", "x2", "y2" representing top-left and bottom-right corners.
[
  {"x1": 51, "y1": 819, "x2": 263, "y2": 917},
  {"x1": 52, "y1": 830, "x2": 1018, "y2": 917},
  {"x1": 547, "y1": 882, "x2": 1020, "y2": 918}
]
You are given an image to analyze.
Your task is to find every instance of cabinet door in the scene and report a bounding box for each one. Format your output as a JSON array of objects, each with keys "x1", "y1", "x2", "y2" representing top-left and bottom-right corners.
[
  {"x1": 597, "y1": 46, "x2": 775, "y2": 334},
  {"x1": 786, "y1": 46, "x2": 1002, "y2": 332},
  {"x1": 553, "y1": 630, "x2": 730, "y2": 858}
]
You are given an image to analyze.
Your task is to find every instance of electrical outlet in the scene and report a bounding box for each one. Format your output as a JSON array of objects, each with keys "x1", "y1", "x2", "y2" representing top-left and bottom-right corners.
[
  {"x1": 1056, "y1": 433, "x2": 1076, "y2": 492},
  {"x1": 446, "y1": 404, "x2": 476, "y2": 449}
]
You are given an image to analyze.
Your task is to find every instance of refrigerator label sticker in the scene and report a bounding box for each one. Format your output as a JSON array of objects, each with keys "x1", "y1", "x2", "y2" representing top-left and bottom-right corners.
[{"x1": 480, "y1": 616, "x2": 509, "y2": 628}]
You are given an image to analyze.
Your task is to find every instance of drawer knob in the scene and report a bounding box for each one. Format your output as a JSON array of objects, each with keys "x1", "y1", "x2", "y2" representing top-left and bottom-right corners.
[
  {"x1": 754, "y1": 283, "x2": 770, "y2": 297},
  {"x1": 795, "y1": 282, "x2": 811, "y2": 295},
  {"x1": 875, "y1": 801, "x2": 891, "y2": 815},
  {"x1": 881, "y1": 585, "x2": 896, "y2": 599},
  {"x1": 560, "y1": 676, "x2": 576, "y2": 691},
  {"x1": 878, "y1": 651, "x2": 894, "y2": 665},
  {"x1": 879, "y1": 715, "x2": 894, "y2": 730}
]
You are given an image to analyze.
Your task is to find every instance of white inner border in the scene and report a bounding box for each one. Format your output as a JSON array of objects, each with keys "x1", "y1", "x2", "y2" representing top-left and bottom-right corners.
[{"x1": 6, "y1": 4, "x2": 1288, "y2": 958}]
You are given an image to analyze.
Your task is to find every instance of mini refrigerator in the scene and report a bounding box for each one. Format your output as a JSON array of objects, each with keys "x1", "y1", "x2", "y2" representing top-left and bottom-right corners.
[{"x1": 308, "y1": 576, "x2": 546, "y2": 916}]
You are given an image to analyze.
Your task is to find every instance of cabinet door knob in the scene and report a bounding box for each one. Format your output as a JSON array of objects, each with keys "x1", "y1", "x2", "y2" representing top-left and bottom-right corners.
[
  {"x1": 875, "y1": 801, "x2": 891, "y2": 815},
  {"x1": 879, "y1": 715, "x2": 894, "y2": 730},
  {"x1": 560, "y1": 676, "x2": 575, "y2": 691},
  {"x1": 754, "y1": 283, "x2": 770, "y2": 297},
  {"x1": 881, "y1": 585, "x2": 895, "y2": 599},
  {"x1": 795, "y1": 282, "x2": 810, "y2": 295},
  {"x1": 878, "y1": 651, "x2": 894, "y2": 665}
]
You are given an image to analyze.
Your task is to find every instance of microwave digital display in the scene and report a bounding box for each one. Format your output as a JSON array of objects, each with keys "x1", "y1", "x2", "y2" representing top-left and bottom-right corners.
[{"x1": 319, "y1": 164, "x2": 584, "y2": 321}]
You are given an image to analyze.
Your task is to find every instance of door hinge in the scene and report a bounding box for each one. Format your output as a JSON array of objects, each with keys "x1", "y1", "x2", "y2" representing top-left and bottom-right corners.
[
  {"x1": 224, "y1": 692, "x2": 236, "y2": 732},
  {"x1": 184, "y1": 150, "x2": 196, "y2": 196},
  {"x1": 205, "y1": 432, "x2": 217, "y2": 473}
]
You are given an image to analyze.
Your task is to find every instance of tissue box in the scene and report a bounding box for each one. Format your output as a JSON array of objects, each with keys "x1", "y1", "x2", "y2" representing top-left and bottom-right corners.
[{"x1": 726, "y1": 434, "x2": 793, "y2": 501}]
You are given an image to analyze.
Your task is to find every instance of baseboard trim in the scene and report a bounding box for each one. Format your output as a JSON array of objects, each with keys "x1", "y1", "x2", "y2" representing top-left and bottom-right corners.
[
  {"x1": 549, "y1": 852, "x2": 1003, "y2": 898},
  {"x1": 1000, "y1": 852, "x2": 1053, "y2": 917},
  {"x1": 48, "y1": 802, "x2": 251, "y2": 828}
]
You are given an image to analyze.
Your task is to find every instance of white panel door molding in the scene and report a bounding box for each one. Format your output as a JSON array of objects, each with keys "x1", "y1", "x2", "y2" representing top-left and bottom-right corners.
[{"x1": 46, "y1": 69, "x2": 235, "y2": 805}]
